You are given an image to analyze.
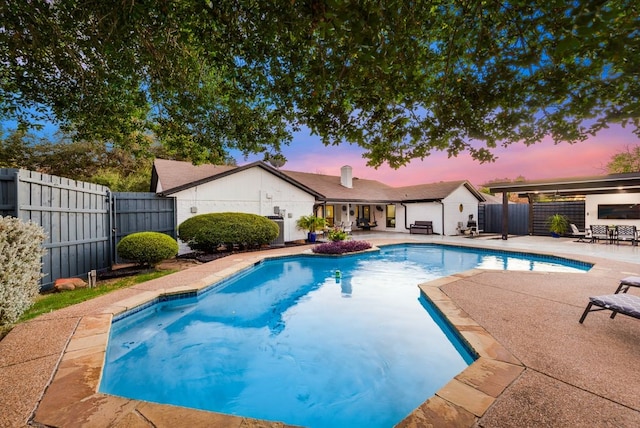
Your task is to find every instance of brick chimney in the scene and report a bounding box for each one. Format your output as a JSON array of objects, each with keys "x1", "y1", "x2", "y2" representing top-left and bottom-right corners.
[{"x1": 340, "y1": 165, "x2": 353, "y2": 188}]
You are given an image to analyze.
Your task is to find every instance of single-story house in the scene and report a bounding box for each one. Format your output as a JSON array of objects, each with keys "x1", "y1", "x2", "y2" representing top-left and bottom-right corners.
[{"x1": 151, "y1": 159, "x2": 486, "y2": 242}]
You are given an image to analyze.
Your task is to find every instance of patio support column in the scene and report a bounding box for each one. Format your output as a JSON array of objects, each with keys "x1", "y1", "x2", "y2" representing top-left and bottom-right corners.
[
  {"x1": 502, "y1": 192, "x2": 509, "y2": 240},
  {"x1": 527, "y1": 194, "x2": 534, "y2": 235}
]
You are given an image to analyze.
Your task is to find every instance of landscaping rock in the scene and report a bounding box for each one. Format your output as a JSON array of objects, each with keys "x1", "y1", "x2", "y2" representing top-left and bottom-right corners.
[{"x1": 54, "y1": 277, "x2": 88, "y2": 291}]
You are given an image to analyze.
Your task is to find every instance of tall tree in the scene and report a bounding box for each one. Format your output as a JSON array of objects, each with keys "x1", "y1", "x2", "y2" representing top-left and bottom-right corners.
[
  {"x1": 0, "y1": 128, "x2": 38, "y2": 168},
  {"x1": 606, "y1": 145, "x2": 640, "y2": 173},
  {"x1": 1, "y1": 1, "x2": 638, "y2": 167}
]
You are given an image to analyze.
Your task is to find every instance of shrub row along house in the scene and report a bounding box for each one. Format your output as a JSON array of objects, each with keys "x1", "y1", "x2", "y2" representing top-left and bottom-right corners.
[{"x1": 151, "y1": 159, "x2": 485, "y2": 242}]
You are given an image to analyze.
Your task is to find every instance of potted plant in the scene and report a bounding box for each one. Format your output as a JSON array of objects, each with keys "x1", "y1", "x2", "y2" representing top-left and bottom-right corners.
[
  {"x1": 547, "y1": 214, "x2": 569, "y2": 238},
  {"x1": 296, "y1": 215, "x2": 326, "y2": 243}
]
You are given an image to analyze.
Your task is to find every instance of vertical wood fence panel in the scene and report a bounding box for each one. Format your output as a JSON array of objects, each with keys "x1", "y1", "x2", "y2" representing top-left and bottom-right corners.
[
  {"x1": 481, "y1": 204, "x2": 530, "y2": 235},
  {"x1": 0, "y1": 168, "x2": 18, "y2": 217},
  {"x1": 532, "y1": 201, "x2": 585, "y2": 236},
  {"x1": 480, "y1": 201, "x2": 586, "y2": 236},
  {"x1": 112, "y1": 192, "x2": 177, "y2": 264},
  {"x1": 10, "y1": 170, "x2": 112, "y2": 289}
]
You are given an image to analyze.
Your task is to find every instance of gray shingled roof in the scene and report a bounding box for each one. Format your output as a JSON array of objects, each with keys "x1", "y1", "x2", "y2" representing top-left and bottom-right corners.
[
  {"x1": 395, "y1": 181, "x2": 475, "y2": 202},
  {"x1": 153, "y1": 159, "x2": 236, "y2": 192},
  {"x1": 153, "y1": 159, "x2": 484, "y2": 202},
  {"x1": 281, "y1": 170, "x2": 395, "y2": 202}
]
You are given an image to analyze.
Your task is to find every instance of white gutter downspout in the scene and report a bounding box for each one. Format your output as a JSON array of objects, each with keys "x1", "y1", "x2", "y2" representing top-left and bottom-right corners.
[
  {"x1": 401, "y1": 202, "x2": 410, "y2": 230},
  {"x1": 439, "y1": 200, "x2": 445, "y2": 235}
]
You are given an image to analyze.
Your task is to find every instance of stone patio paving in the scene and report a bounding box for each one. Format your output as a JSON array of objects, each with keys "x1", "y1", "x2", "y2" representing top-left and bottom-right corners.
[{"x1": 1, "y1": 234, "x2": 639, "y2": 427}]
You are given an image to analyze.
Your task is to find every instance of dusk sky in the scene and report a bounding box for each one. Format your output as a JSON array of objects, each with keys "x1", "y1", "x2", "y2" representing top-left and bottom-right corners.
[
  {"x1": 237, "y1": 123, "x2": 639, "y2": 188},
  {"x1": 6, "y1": 118, "x2": 637, "y2": 188}
]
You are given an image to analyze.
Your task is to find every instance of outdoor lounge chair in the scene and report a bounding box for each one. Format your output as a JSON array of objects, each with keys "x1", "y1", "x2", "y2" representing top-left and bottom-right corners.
[
  {"x1": 579, "y1": 293, "x2": 640, "y2": 323},
  {"x1": 579, "y1": 276, "x2": 640, "y2": 323},
  {"x1": 615, "y1": 276, "x2": 640, "y2": 294},
  {"x1": 570, "y1": 223, "x2": 588, "y2": 242}
]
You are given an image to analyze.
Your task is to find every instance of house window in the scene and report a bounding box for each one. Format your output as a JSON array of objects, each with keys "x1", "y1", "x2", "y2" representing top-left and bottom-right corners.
[
  {"x1": 325, "y1": 205, "x2": 334, "y2": 226},
  {"x1": 598, "y1": 204, "x2": 640, "y2": 220},
  {"x1": 386, "y1": 205, "x2": 396, "y2": 227},
  {"x1": 362, "y1": 205, "x2": 370, "y2": 221}
]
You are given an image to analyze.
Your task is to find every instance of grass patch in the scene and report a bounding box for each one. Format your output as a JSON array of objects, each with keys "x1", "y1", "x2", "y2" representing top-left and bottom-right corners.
[{"x1": 18, "y1": 269, "x2": 177, "y2": 323}]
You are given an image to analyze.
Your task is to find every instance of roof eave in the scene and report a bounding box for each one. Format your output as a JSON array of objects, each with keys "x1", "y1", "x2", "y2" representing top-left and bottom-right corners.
[
  {"x1": 401, "y1": 198, "x2": 443, "y2": 203},
  {"x1": 159, "y1": 161, "x2": 324, "y2": 198}
]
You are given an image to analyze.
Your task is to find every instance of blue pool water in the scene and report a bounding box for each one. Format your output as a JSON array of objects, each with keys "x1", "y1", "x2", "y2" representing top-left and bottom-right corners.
[{"x1": 100, "y1": 244, "x2": 589, "y2": 427}]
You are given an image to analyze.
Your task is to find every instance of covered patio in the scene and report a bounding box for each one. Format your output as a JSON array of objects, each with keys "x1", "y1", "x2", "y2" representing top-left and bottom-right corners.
[
  {"x1": 315, "y1": 201, "x2": 389, "y2": 231},
  {"x1": 488, "y1": 172, "x2": 640, "y2": 240}
]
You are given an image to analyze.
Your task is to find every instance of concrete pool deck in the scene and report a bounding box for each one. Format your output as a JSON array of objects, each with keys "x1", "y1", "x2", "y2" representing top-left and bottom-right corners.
[{"x1": 1, "y1": 234, "x2": 640, "y2": 427}]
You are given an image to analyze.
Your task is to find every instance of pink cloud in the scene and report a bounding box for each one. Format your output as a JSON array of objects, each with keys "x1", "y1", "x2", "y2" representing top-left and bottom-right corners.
[{"x1": 242, "y1": 123, "x2": 639, "y2": 188}]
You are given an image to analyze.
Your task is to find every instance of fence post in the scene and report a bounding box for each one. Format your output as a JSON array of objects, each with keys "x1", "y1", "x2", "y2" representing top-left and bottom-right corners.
[
  {"x1": 13, "y1": 169, "x2": 20, "y2": 218},
  {"x1": 107, "y1": 189, "x2": 114, "y2": 268},
  {"x1": 502, "y1": 192, "x2": 509, "y2": 240}
]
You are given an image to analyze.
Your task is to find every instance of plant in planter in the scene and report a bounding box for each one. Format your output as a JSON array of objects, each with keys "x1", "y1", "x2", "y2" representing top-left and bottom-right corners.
[
  {"x1": 547, "y1": 214, "x2": 569, "y2": 237},
  {"x1": 296, "y1": 215, "x2": 326, "y2": 243},
  {"x1": 312, "y1": 240, "x2": 372, "y2": 254},
  {"x1": 327, "y1": 227, "x2": 348, "y2": 242}
]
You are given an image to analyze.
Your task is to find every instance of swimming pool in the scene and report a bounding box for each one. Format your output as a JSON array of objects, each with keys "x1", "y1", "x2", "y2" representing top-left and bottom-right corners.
[{"x1": 100, "y1": 244, "x2": 590, "y2": 427}]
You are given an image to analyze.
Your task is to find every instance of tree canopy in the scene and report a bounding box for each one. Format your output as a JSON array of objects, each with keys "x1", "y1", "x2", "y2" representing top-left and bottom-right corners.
[
  {"x1": 1, "y1": 0, "x2": 638, "y2": 168},
  {"x1": 0, "y1": 128, "x2": 235, "y2": 190},
  {"x1": 606, "y1": 145, "x2": 640, "y2": 173}
]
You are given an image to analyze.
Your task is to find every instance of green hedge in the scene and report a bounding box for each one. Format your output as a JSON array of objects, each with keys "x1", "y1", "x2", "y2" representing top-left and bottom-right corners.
[
  {"x1": 116, "y1": 232, "x2": 178, "y2": 267},
  {"x1": 178, "y1": 212, "x2": 279, "y2": 252}
]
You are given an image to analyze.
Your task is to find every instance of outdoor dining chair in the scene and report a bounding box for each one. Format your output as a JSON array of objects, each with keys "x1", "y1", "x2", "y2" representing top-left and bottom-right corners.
[
  {"x1": 615, "y1": 225, "x2": 637, "y2": 246},
  {"x1": 589, "y1": 224, "x2": 608, "y2": 243}
]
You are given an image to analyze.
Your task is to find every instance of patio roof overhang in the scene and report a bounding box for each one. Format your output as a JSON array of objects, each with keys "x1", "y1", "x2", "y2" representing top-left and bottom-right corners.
[{"x1": 487, "y1": 172, "x2": 640, "y2": 196}]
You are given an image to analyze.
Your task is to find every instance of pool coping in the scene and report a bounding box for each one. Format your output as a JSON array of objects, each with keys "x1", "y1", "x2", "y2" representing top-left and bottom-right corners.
[{"x1": 33, "y1": 244, "x2": 534, "y2": 427}]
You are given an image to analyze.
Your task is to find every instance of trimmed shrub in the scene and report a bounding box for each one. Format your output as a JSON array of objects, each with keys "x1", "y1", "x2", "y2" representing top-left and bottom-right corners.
[
  {"x1": 178, "y1": 212, "x2": 279, "y2": 252},
  {"x1": 312, "y1": 240, "x2": 372, "y2": 255},
  {"x1": 116, "y1": 232, "x2": 179, "y2": 267},
  {"x1": 0, "y1": 216, "x2": 46, "y2": 325}
]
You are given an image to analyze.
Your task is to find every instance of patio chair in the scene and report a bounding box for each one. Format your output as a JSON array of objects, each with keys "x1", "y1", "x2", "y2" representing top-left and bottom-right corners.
[
  {"x1": 589, "y1": 224, "x2": 608, "y2": 243},
  {"x1": 570, "y1": 224, "x2": 588, "y2": 242},
  {"x1": 616, "y1": 225, "x2": 637, "y2": 246},
  {"x1": 579, "y1": 293, "x2": 640, "y2": 323}
]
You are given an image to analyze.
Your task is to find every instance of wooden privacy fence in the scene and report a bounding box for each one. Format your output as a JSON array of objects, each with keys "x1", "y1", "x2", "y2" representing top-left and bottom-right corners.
[
  {"x1": 532, "y1": 201, "x2": 586, "y2": 236},
  {"x1": 480, "y1": 203, "x2": 530, "y2": 235},
  {"x1": 112, "y1": 192, "x2": 177, "y2": 263},
  {"x1": 0, "y1": 169, "x2": 176, "y2": 290},
  {"x1": 479, "y1": 201, "x2": 586, "y2": 236}
]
